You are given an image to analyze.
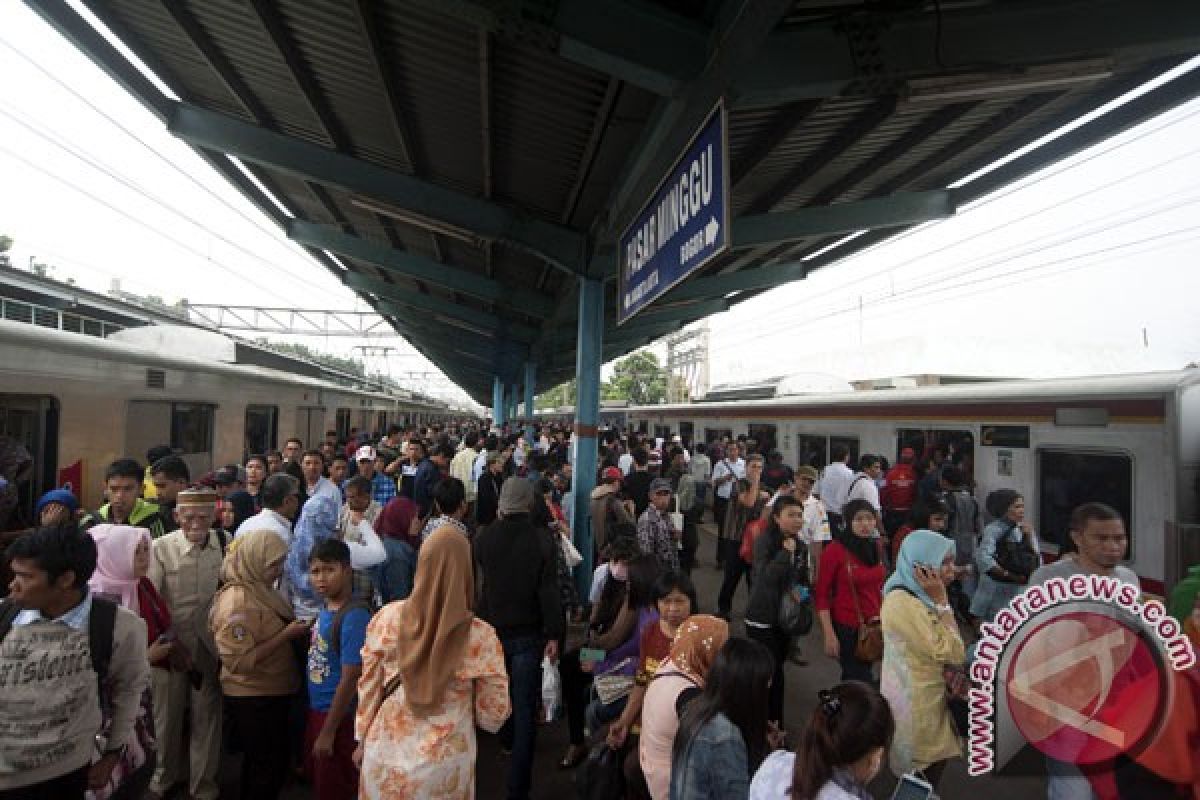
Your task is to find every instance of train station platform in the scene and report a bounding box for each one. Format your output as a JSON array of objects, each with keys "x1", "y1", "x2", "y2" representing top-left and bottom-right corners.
[{"x1": 252, "y1": 516, "x2": 1045, "y2": 800}]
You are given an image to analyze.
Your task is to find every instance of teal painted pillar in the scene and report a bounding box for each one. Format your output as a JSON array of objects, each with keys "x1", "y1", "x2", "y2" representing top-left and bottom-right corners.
[
  {"x1": 523, "y1": 361, "x2": 537, "y2": 443},
  {"x1": 508, "y1": 383, "x2": 519, "y2": 432},
  {"x1": 571, "y1": 277, "x2": 603, "y2": 597},
  {"x1": 492, "y1": 376, "x2": 505, "y2": 428}
]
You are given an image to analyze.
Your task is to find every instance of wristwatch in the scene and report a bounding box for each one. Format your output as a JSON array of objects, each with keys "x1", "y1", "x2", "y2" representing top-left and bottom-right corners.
[{"x1": 933, "y1": 603, "x2": 953, "y2": 615}]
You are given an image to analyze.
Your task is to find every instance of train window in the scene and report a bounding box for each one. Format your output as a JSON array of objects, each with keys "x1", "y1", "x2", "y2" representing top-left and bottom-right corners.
[
  {"x1": 0, "y1": 395, "x2": 57, "y2": 525},
  {"x1": 704, "y1": 428, "x2": 733, "y2": 447},
  {"x1": 829, "y1": 436, "x2": 860, "y2": 467},
  {"x1": 748, "y1": 424, "x2": 778, "y2": 456},
  {"x1": 335, "y1": 409, "x2": 352, "y2": 440},
  {"x1": 679, "y1": 422, "x2": 694, "y2": 449},
  {"x1": 244, "y1": 405, "x2": 277, "y2": 456},
  {"x1": 796, "y1": 435, "x2": 826, "y2": 469},
  {"x1": 653, "y1": 425, "x2": 672, "y2": 441},
  {"x1": 1037, "y1": 449, "x2": 1133, "y2": 557},
  {"x1": 376, "y1": 411, "x2": 388, "y2": 433},
  {"x1": 897, "y1": 428, "x2": 974, "y2": 482},
  {"x1": 170, "y1": 404, "x2": 214, "y2": 476}
]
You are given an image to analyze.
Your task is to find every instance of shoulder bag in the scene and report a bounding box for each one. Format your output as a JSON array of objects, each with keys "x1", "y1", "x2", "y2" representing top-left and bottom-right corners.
[
  {"x1": 994, "y1": 523, "x2": 1038, "y2": 581},
  {"x1": 847, "y1": 560, "x2": 884, "y2": 663}
]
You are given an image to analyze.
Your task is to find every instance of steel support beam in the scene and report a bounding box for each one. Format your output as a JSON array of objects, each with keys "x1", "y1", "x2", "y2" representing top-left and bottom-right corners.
[
  {"x1": 734, "y1": 190, "x2": 956, "y2": 249},
  {"x1": 166, "y1": 103, "x2": 586, "y2": 272},
  {"x1": 343, "y1": 272, "x2": 539, "y2": 343},
  {"x1": 602, "y1": 0, "x2": 793, "y2": 241},
  {"x1": 507, "y1": 383, "x2": 519, "y2": 430},
  {"x1": 288, "y1": 220, "x2": 555, "y2": 316},
  {"x1": 735, "y1": 0, "x2": 1200, "y2": 108},
  {"x1": 493, "y1": 376, "x2": 505, "y2": 427},
  {"x1": 571, "y1": 277, "x2": 604, "y2": 598},
  {"x1": 523, "y1": 362, "x2": 537, "y2": 442}
]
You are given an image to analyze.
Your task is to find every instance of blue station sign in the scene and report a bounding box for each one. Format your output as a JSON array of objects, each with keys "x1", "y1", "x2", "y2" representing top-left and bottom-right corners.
[{"x1": 618, "y1": 103, "x2": 730, "y2": 325}]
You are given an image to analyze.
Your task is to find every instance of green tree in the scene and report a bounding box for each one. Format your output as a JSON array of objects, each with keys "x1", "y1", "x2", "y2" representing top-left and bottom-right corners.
[
  {"x1": 0, "y1": 234, "x2": 11, "y2": 268},
  {"x1": 537, "y1": 379, "x2": 577, "y2": 409},
  {"x1": 602, "y1": 350, "x2": 666, "y2": 405}
]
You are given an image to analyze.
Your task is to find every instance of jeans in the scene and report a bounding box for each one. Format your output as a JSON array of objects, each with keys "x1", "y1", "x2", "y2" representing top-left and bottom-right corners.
[
  {"x1": 833, "y1": 621, "x2": 876, "y2": 684},
  {"x1": 584, "y1": 687, "x2": 628, "y2": 736},
  {"x1": 717, "y1": 539, "x2": 751, "y2": 616},
  {"x1": 746, "y1": 625, "x2": 789, "y2": 725},
  {"x1": 499, "y1": 635, "x2": 544, "y2": 800},
  {"x1": 1045, "y1": 757, "x2": 1099, "y2": 800},
  {"x1": 712, "y1": 496, "x2": 730, "y2": 561}
]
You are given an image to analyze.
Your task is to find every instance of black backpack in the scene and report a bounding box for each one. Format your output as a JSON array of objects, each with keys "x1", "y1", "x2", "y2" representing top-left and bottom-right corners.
[{"x1": 0, "y1": 595, "x2": 117, "y2": 692}]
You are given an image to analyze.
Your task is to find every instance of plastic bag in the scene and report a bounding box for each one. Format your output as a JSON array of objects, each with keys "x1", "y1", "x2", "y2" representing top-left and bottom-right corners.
[
  {"x1": 560, "y1": 533, "x2": 584, "y2": 568},
  {"x1": 542, "y1": 656, "x2": 562, "y2": 722},
  {"x1": 575, "y1": 741, "x2": 625, "y2": 800}
]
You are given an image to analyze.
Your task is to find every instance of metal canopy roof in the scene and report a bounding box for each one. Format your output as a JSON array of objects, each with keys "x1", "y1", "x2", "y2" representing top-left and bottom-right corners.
[{"x1": 28, "y1": 0, "x2": 1200, "y2": 404}]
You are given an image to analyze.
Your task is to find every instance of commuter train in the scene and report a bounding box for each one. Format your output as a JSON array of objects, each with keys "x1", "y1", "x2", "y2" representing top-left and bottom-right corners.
[
  {"x1": 620, "y1": 370, "x2": 1200, "y2": 596},
  {"x1": 0, "y1": 320, "x2": 457, "y2": 514}
]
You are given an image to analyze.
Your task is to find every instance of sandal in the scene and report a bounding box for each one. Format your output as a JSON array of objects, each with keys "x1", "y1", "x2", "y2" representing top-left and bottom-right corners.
[{"x1": 558, "y1": 744, "x2": 588, "y2": 769}]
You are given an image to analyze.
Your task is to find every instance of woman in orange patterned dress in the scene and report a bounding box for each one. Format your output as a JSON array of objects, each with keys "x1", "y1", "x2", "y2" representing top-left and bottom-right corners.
[{"x1": 355, "y1": 525, "x2": 511, "y2": 799}]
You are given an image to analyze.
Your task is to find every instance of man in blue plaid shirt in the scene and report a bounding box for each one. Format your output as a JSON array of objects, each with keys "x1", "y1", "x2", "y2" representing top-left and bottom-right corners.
[{"x1": 351, "y1": 445, "x2": 396, "y2": 506}]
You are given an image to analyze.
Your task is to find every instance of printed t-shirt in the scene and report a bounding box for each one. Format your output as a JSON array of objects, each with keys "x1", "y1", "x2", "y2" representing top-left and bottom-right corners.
[
  {"x1": 635, "y1": 621, "x2": 674, "y2": 687},
  {"x1": 306, "y1": 604, "x2": 371, "y2": 711}
]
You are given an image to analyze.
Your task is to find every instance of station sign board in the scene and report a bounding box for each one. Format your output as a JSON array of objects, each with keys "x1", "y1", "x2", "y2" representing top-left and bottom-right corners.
[{"x1": 618, "y1": 103, "x2": 730, "y2": 325}]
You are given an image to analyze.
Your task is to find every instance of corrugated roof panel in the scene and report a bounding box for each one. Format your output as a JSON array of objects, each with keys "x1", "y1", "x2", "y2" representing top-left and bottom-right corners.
[
  {"x1": 105, "y1": 0, "x2": 246, "y2": 119},
  {"x1": 273, "y1": 0, "x2": 410, "y2": 172},
  {"x1": 186, "y1": 0, "x2": 331, "y2": 147},
  {"x1": 491, "y1": 41, "x2": 612, "y2": 221},
  {"x1": 372, "y1": 4, "x2": 483, "y2": 198}
]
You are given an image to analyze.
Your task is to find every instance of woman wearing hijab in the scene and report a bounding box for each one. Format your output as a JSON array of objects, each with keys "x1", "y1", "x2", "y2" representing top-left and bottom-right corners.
[
  {"x1": 355, "y1": 526, "x2": 511, "y2": 799},
  {"x1": 971, "y1": 489, "x2": 1041, "y2": 624},
  {"x1": 210, "y1": 529, "x2": 313, "y2": 800},
  {"x1": 86, "y1": 524, "x2": 170, "y2": 800},
  {"x1": 219, "y1": 490, "x2": 257, "y2": 537},
  {"x1": 289, "y1": 495, "x2": 385, "y2": 619},
  {"x1": 814, "y1": 498, "x2": 886, "y2": 682},
  {"x1": 639, "y1": 615, "x2": 730, "y2": 800},
  {"x1": 880, "y1": 530, "x2": 965, "y2": 788},
  {"x1": 372, "y1": 495, "x2": 420, "y2": 604}
]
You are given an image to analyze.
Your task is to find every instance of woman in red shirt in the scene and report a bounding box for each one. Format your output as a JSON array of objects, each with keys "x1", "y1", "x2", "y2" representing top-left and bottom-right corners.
[{"x1": 815, "y1": 498, "x2": 886, "y2": 682}]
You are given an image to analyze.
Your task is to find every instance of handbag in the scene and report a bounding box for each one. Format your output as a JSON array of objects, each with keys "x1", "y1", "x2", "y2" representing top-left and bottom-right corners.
[
  {"x1": 847, "y1": 561, "x2": 884, "y2": 662},
  {"x1": 575, "y1": 741, "x2": 625, "y2": 800},
  {"x1": 943, "y1": 664, "x2": 970, "y2": 737},
  {"x1": 778, "y1": 585, "x2": 814, "y2": 637},
  {"x1": 995, "y1": 523, "x2": 1038, "y2": 580},
  {"x1": 593, "y1": 657, "x2": 635, "y2": 706}
]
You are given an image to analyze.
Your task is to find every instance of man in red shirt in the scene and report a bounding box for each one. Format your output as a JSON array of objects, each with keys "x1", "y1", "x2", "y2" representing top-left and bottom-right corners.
[{"x1": 880, "y1": 447, "x2": 918, "y2": 536}]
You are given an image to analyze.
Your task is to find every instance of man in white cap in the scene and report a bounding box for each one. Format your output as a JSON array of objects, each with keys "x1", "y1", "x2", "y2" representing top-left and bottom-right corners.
[
  {"x1": 352, "y1": 444, "x2": 396, "y2": 507},
  {"x1": 147, "y1": 487, "x2": 225, "y2": 800}
]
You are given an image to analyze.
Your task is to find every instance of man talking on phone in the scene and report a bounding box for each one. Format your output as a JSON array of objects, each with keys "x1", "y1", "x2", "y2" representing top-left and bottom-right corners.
[{"x1": 147, "y1": 487, "x2": 226, "y2": 800}]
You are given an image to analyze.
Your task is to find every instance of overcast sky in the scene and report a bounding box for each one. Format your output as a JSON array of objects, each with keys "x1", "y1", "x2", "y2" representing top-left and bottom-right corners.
[{"x1": 1, "y1": 2, "x2": 1198, "y2": 407}]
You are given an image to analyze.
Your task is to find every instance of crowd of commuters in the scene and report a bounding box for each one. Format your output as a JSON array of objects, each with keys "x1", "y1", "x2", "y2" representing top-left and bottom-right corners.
[{"x1": 0, "y1": 420, "x2": 1189, "y2": 800}]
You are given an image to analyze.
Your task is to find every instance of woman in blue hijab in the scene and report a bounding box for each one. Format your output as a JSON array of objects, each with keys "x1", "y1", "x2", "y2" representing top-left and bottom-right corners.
[
  {"x1": 286, "y1": 494, "x2": 341, "y2": 619},
  {"x1": 879, "y1": 530, "x2": 965, "y2": 789}
]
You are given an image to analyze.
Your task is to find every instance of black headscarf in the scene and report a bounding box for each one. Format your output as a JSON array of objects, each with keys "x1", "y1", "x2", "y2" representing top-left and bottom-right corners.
[
  {"x1": 224, "y1": 490, "x2": 257, "y2": 533},
  {"x1": 838, "y1": 498, "x2": 881, "y2": 567}
]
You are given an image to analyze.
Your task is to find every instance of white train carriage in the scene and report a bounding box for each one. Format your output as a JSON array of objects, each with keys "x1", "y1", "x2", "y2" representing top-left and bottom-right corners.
[
  {"x1": 628, "y1": 370, "x2": 1200, "y2": 595},
  {"x1": 0, "y1": 320, "x2": 450, "y2": 513}
]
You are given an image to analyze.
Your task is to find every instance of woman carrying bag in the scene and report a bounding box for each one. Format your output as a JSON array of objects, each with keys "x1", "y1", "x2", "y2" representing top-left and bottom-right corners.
[
  {"x1": 742, "y1": 496, "x2": 810, "y2": 728},
  {"x1": 971, "y1": 489, "x2": 1041, "y2": 625},
  {"x1": 355, "y1": 526, "x2": 511, "y2": 799},
  {"x1": 880, "y1": 530, "x2": 966, "y2": 790},
  {"x1": 814, "y1": 499, "x2": 885, "y2": 683}
]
